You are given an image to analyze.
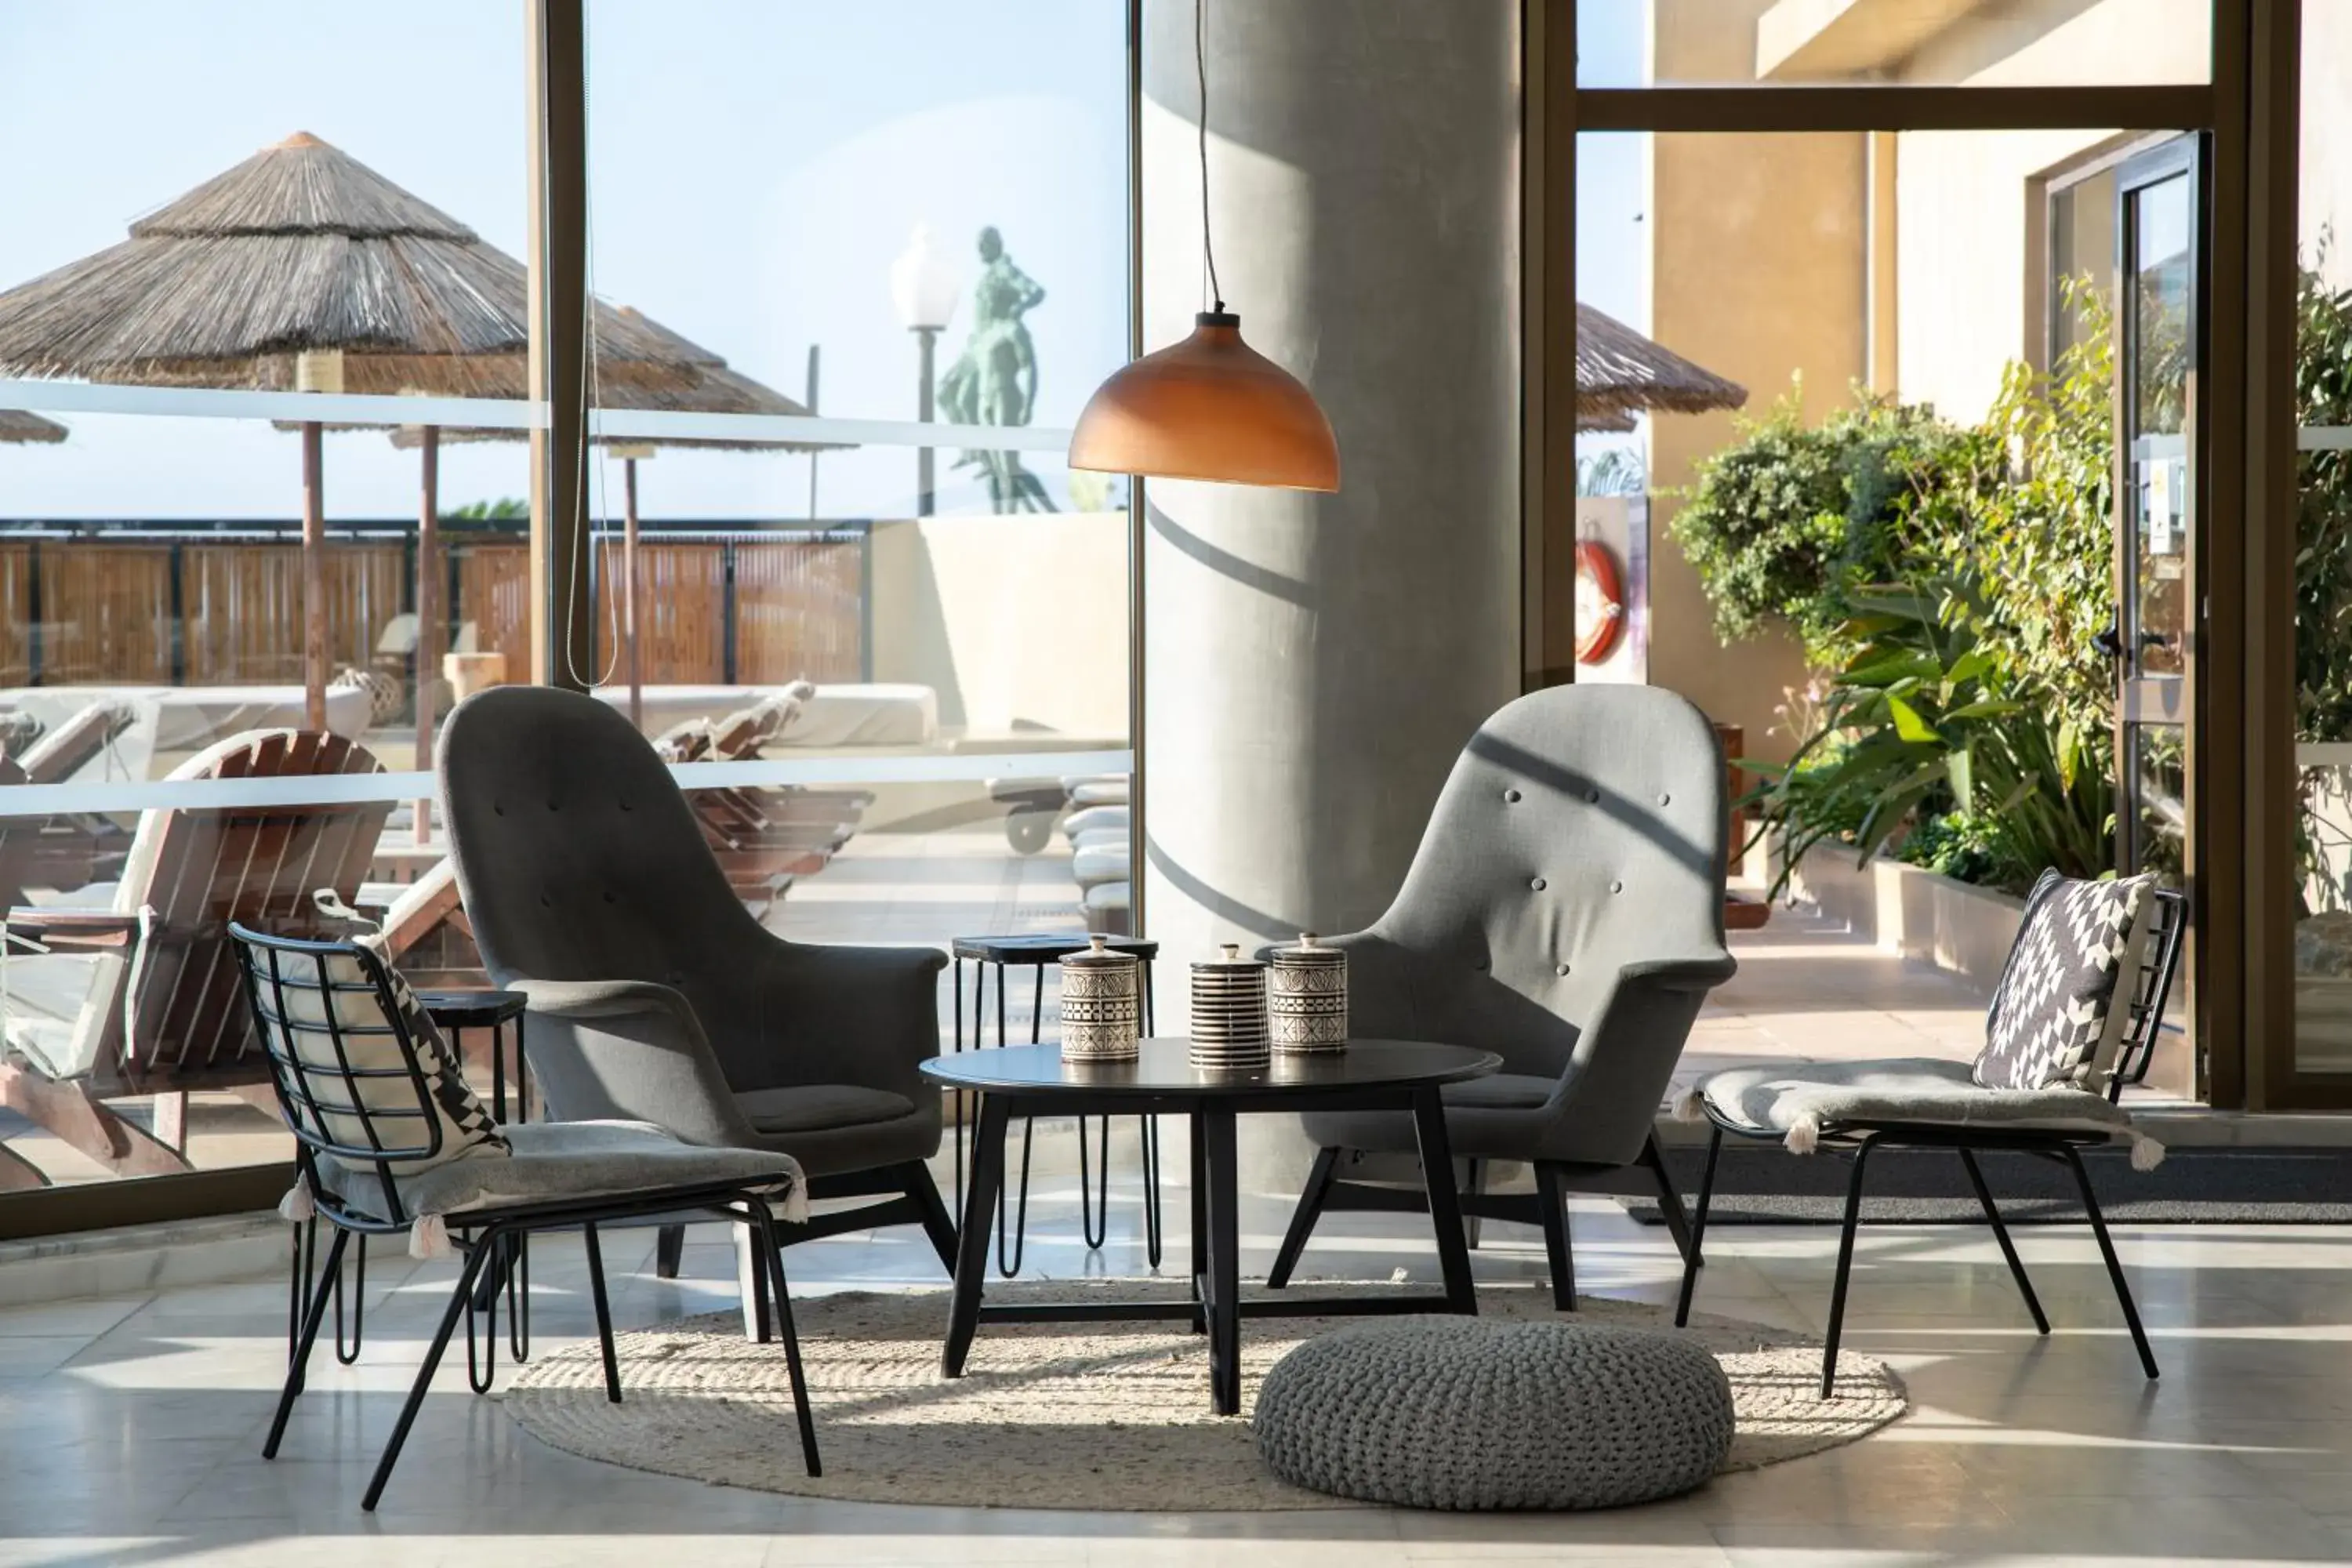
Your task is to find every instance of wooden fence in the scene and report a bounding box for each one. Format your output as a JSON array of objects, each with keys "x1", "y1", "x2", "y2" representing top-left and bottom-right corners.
[{"x1": 0, "y1": 530, "x2": 867, "y2": 691}]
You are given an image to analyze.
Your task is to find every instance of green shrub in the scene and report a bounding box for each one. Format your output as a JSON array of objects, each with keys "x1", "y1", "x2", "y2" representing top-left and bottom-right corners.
[{"x1": 1668, "y1": 386, "x2": 1965, "y2": 662}]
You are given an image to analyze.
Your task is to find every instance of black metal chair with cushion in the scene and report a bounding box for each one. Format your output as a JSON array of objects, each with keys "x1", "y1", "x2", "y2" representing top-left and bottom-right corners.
[
  {"x1": 437, "y1": 684, "x2": 958, "y2": 1275},
  {"x1": 1675, "y1": 876, "x2": 2187, "y2": 1396},
  {"x1": 1264, "y1": 684, "x2": 1738, "y2": 1306},
  {"x1": 230, "y1": 923, "x2": 818, "y2": 1512}
]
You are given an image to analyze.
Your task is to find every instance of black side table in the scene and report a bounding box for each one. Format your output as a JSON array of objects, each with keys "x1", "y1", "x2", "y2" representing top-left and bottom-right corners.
[
  {"x1": 950, "y1": 935, "x2": 1162, "y2": 1272},
  {"x1": 416, "y1": 989, "x2": 530, "y2": 1123}
]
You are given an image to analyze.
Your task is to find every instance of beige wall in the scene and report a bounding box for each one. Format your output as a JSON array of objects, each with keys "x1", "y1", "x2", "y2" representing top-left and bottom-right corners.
[{"x1": 868, "y1": 513, "x2": 1128, "y2": 741}]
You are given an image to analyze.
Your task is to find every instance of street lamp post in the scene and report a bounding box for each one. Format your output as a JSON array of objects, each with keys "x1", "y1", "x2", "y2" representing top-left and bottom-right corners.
[{"x1": 891, "y1": 223, "x2": 960, "y2": 517}]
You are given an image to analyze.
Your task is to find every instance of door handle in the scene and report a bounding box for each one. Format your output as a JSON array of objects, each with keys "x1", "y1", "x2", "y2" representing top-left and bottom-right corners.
[{"x1": 2095, "y1": 623, "x2": 2125, "y2": 659}]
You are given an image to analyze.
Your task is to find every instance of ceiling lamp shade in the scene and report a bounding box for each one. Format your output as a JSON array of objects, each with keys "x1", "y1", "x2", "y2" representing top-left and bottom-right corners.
[{"x1": 1069, "y1": 310, "x2": 1339, "y2": 491}]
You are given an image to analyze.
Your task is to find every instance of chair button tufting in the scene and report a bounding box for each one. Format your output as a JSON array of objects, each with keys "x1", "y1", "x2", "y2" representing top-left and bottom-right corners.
[
  {"x1": 1504, "y1": 788, "x2": 1523, "y2": 804},
  {"x1": 1585, "y1": 788, "x2": 1601, "y2": 804},
  {"x1": 1530, "y1": 877, "x2": 1547, "y2": 892},
  {"x1": 1658, "y1": 792, "x2": 1672, "y2": 806},
  {"x1": 1556, "y1": 962, "x2": 1572, "y2": 976},
  {"x1": 1610, "y1": 880, "x2": 1624, "y2": 894}
]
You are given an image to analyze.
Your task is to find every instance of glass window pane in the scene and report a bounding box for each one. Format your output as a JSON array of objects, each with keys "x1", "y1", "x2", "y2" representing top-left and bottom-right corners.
[
  {"x1": 0, "y1": 4, "x2": 530, "y2": 1191},
  {"x1": 579, "y1": 0, "x2": 1135, "y2": 967},
  {"x1": 2291, "y1": 0, "x2": 2352, "y2": 1075},
  {"x1": 1584, "y1": 0, "x2": 2210, "y2": 88}
]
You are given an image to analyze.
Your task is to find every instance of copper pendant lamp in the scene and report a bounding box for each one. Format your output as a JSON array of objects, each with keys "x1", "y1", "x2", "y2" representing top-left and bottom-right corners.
[{"x1": 1069, "y1": 0, "x2": 1339, "y2": 492}]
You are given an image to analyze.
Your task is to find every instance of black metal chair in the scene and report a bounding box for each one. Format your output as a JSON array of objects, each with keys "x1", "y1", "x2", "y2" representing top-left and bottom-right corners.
[
  {"x1": 231, "y1": 923, "x2": 820, "y2": 1512},
  {"x1": 1673, "y1": 886, "x2": 2188, "y2": 1396}
]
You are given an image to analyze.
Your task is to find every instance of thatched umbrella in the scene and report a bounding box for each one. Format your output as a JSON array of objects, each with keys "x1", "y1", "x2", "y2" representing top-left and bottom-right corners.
[
  {"x1": 0, "y1": 131, "x2": 695, "y2": 728},
  {"x1": 0, "y1": 411, "x2": 66, "y2": 445},
  {"x1": 387, "y1": 307, "x2": 845, "y2": 731},
  {"x1": 1576, "y1": 303, "x2": 1747, "y2": 430}
]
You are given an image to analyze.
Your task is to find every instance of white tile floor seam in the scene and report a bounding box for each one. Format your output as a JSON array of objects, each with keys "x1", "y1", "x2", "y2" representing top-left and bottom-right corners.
[{"x1": 5, "y1": 1153, "x2": 2352, "y2": 1566}]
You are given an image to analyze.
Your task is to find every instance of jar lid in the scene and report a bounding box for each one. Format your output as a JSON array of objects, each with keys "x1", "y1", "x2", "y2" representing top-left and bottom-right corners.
[
  {"x1": 1061, "y1": 933, "x2": 1139, "y2": 969},
  {"x1": 1192, "y1": 942, "x2": 1264, "y2": 974},
  {"x1": 1272, "y1": 931, "x2": 1347, "y2": 966}
]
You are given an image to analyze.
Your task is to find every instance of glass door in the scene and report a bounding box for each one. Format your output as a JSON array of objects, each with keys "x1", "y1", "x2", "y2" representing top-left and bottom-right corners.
[{"x1": 2111, "y1": 138, "x2": 2200, "y2": 884}]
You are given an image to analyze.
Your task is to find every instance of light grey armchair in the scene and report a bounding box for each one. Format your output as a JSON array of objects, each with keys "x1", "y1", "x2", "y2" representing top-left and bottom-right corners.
[
  {"x1": 1264, "y1": 684, "x2": 1736, "y2": 1308},
  {"x1": 438, "y1": 685, "x2": 957, "y2": 1272}
]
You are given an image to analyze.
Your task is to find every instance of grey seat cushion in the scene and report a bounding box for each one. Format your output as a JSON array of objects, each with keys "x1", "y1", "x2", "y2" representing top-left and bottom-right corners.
[
  {"x1": 315, "y1": 1120, "x2": 805, "y2": 1235},
  {"x1": 737, "y1": 1083, "x2": 916, "y2": 1136},
  {"x1": 1693, "y1": 1055, "x2": 2159, "y2": 1165},
  {"x1": 1063, "y1": 804, "x2": 1128, "y2": 842},
  {"x1": 1255, "y1": 1318, "x2": 1733, "y2": 1510},
  {"x1": 1301, "y1": 1073, "x2": 1559, "y2": 1161}
]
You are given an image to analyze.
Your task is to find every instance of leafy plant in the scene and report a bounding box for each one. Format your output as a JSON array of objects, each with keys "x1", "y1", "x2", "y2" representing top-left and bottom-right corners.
[
  {"x1": 1667, "y1": 384, "x2": 1965, "y2": 662},
  {"x1": 1747, "y1": 575, "x2": 2112, "y2": 895}
]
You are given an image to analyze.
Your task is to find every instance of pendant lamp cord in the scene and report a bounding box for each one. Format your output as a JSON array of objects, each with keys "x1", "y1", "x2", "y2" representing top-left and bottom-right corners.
[{"x1": 1196, "y1": 0, "x2": 1224, "y2": 313}]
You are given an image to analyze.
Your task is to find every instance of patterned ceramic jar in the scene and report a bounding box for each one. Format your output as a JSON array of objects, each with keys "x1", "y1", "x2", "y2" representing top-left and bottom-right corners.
[
  {"x1": 1058, "y1": 935, "x2": 1142, "y2": 1062},
  {"x1": 1269, "y1": 932, "x2": 1349, "y2": 1054}
]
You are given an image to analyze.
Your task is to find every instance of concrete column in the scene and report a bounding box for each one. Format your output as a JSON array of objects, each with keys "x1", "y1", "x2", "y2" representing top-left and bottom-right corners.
[{"x1": 1139, "y1": 2, "x2": 1521, "y2": 1187}]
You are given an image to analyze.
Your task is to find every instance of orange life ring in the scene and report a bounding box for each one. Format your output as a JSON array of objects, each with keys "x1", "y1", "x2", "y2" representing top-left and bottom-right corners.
[{"x1": 1574, "y1": 539, "x2": 1626, "y2": 665}]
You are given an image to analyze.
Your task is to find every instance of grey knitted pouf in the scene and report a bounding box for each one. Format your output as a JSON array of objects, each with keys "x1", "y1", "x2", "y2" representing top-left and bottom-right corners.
[{"x1": 1253, "y1": 1318, "x2": 1736, "y2": 1511}]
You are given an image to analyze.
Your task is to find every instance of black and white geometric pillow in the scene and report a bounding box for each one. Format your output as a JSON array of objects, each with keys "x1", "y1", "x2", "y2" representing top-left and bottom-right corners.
[
  {"x1": 1974, "y1": 870, "x2": 2158, "y2": 1093},
  {"x1": 267, "y1": 914, "x2": 509, "y2": 1178}
]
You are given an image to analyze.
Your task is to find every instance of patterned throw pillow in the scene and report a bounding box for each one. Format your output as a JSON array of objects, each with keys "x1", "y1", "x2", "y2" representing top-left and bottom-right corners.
[
  {"x1": 1974, "y1": 870, "x2": 2158, "y2": 1093},
  {"x1": 259, "y1": 920, "x2": 508, "y2": 1179}
]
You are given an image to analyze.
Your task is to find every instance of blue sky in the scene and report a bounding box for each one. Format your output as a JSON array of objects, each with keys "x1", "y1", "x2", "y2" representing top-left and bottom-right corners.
[{"x1": 0, "y1": 1, "x2": 1126, "y2": 521}]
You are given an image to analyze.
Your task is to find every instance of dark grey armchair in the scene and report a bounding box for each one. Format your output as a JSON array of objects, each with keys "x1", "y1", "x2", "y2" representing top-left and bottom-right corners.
[
  {"x1": 438, "y1": 685, "x2": 956, "y2": 1272},
  {"x1": 1264, "y1": 684, "x2": 1737, "y2": 1308}
]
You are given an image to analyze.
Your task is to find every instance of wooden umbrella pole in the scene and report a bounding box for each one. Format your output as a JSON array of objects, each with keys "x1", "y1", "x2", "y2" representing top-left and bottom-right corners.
[
  {"x1": 301, "y1": 420, "x2": 327, "y2": 731},
  {"x1": 625, "y1": 456, "x2": 643, "y2": 731},
  {"x1": 414, "y1": 425, "x2": 441, "y2": 845}
]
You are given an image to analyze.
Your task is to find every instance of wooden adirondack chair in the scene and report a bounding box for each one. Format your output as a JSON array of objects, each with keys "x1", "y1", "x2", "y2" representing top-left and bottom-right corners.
[{"x1": 0, "y1": 729, "x2": 389, "y2": 1184}]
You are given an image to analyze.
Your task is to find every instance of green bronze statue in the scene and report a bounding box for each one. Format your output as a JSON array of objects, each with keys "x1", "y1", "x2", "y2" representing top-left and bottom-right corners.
[{"x1": 938, "y1": 226, "x2": 1058, "y2": 513}]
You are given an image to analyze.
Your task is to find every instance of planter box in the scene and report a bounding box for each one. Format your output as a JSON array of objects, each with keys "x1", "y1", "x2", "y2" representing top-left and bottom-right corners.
[{"x1": 1783, "y1": 839, "x2": 2025, "y2": 993}]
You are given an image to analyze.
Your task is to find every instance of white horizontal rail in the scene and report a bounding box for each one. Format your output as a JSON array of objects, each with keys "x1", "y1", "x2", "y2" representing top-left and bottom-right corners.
[
  {"x1": 2303, "y1": 426, "x2": 2352, "y2": 451},
  {"x1": 0, "y1": 380, "x2": 1079, "y2": 453},
  {"x1": 2296, "y1": 742, "x2": 2352, "y2": 768},
  {"x1": 0, "y1": 749, "x2": 1132, "y2": 818}
]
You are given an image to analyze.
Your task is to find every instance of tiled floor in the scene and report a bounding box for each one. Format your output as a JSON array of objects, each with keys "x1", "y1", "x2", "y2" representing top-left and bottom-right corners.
[{"x1": 6, "y1": 1145, "x2": 2352, "y2": 1566}]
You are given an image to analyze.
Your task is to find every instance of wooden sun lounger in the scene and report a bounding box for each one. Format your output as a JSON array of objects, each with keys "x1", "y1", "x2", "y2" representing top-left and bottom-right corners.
[{"x1": 0, "y1": 730, "x2": 389, "y2": 1184}]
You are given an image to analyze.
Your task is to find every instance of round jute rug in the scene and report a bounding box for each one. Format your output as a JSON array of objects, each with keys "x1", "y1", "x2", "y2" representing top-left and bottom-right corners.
[{"x1": 503, "y1": 1282, "x2": 1906, "y2": 1511}]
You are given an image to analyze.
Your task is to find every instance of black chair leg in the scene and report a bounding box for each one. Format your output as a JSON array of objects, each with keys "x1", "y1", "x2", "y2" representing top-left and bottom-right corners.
[
  {"x1": 581, "y1": 1222, "x2": 622, "y2": 1403},
  {"x1": 1673, "y1": 1127, "x2": 1722, "y2": 1327},
  {"x1": 654, "y1": 1222, "x2": 685, "y2": 1280},
  {"x1": 1820, "y1": 1139, "x2": 1877, "y2": 1399},
  {"x1": 995, "y1": 1117, "x2": 1036, "y2": 1277},
  {"x1": 903, "y1": 1160, "x2": 961, "y2": 1275},
  {"x1": 1265, "y1": 1145, "x2": 1341, "y2": 1290},
  {"x1": 1958, "y1": 1148, "x2": 2049, "y2": 1334},
  {"x1": 361, "y1": 1235, "x2": 495, "y2": 1513},
  {"x1": 1640, "y1": 1133, "x2": 1697, "y2": 1267},
  {"x1": 265, "y1": 1226, "x2": 348, "y2": 1459},
  {"x1": 1463, "y1": 1159, "x2": 1485, "y2": 1250},
  {"x1": 755, "y1": 1208, "x2": 823, "y2": 1477},
  {"x1": 1535, "y1": 1162, "x2": 1576, "y2": 1311},
  {"x1": 2062, "y1": 1142, "x2": 2159, "y2": 1379}
]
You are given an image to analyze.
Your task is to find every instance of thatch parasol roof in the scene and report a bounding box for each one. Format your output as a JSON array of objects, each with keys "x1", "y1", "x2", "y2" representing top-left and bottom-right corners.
[
  {"x1": 1576, "y1": 303, "x2": 1746, "y2": 429},
  {"x1": 383, "y1": 307, "x2": 849, "y2": 455},
  {"x1": 0, "y1": 132, "x2": 695, "y2": 397},
  {"x1": 0, "y1": 409, "x2": 66, "y2": 444}
]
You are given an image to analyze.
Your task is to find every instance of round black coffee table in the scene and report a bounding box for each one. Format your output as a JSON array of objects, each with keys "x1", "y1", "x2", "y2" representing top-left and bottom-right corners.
[{"x1": 919, "y1": 1038, "x2": 1501, "y2": 1414}]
